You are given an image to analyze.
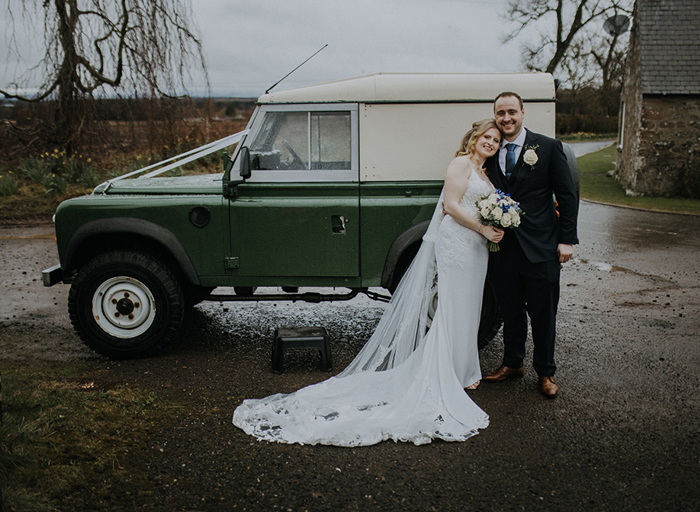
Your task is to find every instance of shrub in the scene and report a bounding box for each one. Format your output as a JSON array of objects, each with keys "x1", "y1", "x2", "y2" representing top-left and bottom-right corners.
[
  {"x1": 76, "y1": 167, "x2": 103, "y2": 189},
  {"x1": 164, "y1": 166, "x2": 185, "y2": 177},
  {"x1": 43, "y1": 149, "x2": 69, "y2": 177},
  {"x1": 43, "y1": 174, "x2": 68, "y2": 196},
  {"x1": 106, "y1": 167, "x2": 127, "y2": 180},
  {"x1": 0, "y1": 174, "x2": 19, "y2": 196},
  {"x1": 20, "y1": 156, "x2": 50, "y2": 184},
  {"x1": 556, "y1": 114, "x2": 619, "y2": 135},
  {"x1": 65, "y1": 155, "x2": 97, "y2": 182},
  {"x1": 21, "y1": 153, "x2": 99, "y2": 189}
]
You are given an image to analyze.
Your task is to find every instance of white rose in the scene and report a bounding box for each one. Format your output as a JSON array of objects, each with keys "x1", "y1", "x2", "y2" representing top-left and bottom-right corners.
[
  {"x1": 480, "y1": 207, "x2": 491, "y2": 218},
  {"x1": 492, "y1": 207, "x2": 503, "y2": 220},
  {"x1": 488, "y1": 194, "x2": 498, "y2": 205},
  {"x1": 501, "y1": 212, "x2": 512, "y2": 227},
  {"x1": 523, "y1": 149, "x2": 538, "y2": 167},
  {"x1": 479, "y1": 199, "x2": 489, "y2": 210}
]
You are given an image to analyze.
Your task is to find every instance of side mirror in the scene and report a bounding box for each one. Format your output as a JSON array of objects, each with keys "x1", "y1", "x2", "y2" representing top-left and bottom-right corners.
[
  {"x1": 239, "y1": 146, "x2": 251, "y2": 180},
  {"x1": 225, "y1": 146, "x2": 251, "y2": 197}
]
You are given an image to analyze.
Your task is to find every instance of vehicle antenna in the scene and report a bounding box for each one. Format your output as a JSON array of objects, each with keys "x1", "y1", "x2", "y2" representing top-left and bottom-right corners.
[{"x1": 265, "y1": 44, "x2": 328, "y2": 94}]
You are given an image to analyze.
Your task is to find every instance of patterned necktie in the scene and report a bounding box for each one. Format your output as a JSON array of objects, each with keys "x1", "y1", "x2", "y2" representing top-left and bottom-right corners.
[{"x1": 505, "y1": 143, "x2": 517, "y2": 180}]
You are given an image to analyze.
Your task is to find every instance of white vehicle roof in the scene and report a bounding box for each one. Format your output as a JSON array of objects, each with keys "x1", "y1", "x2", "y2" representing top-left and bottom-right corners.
[{"x1": 257, "y1": 72, "x2": 556, "y2": 104}]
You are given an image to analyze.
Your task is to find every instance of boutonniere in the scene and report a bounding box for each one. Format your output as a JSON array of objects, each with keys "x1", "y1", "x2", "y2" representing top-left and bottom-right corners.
[{"x1": 523, "y1": 144, "x2": 539, "y2": 170}]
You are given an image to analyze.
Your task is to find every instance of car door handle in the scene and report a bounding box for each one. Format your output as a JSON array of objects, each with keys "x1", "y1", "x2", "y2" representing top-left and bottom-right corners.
[{"x1": 331, "y1": 215, "x2": 347, "y2": 234}]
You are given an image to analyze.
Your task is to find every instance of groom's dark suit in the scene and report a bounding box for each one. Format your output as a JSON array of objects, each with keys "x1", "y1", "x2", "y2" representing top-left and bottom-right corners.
[{"x1": 486, "y1": 129, "x2": 578, "y2": 377}]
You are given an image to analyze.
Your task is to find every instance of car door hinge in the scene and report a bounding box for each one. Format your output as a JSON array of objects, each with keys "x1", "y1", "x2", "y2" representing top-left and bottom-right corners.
[{"x1": 225, "y1": 257, "x2": 240, "y2": 269}]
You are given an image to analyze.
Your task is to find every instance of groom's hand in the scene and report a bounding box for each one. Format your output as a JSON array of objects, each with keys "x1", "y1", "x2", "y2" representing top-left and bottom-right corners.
[{"x1": 557, "y1": 244, "x2": 574, "y2": 263}]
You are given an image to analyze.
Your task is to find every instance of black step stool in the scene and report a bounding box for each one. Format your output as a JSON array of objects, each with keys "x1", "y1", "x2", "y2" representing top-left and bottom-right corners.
[{"x1": 272, "y1": 326, "x2": 332, "y2": 373}]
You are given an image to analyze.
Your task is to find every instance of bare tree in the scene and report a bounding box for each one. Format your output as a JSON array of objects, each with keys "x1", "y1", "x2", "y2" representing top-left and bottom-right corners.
[
  {"x1": 566, "y1": 41, "x2": 597, "y2": 86},
  {"x1": 503, "y1": 0, "x2": 632, "y2": 77},
  {"x1": 554, "y1": 23, "x2": 628, "y2": 109},
  {"x1": 1, "y1": 0, "x2": 208, "y2": 152},
  {"x1": 591, "y1": 30, "x2": 627, "y2": 90}
]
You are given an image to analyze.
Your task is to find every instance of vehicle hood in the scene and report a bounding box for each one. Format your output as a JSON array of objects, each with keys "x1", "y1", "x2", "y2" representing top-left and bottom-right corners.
[{"x1": 93, "y1": 174, "x2": 225, "y2": 195}]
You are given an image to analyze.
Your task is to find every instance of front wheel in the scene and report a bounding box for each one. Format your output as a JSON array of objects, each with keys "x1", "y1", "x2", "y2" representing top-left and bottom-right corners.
[{"x1": 68, "y1": 250, "x2": 184, "y2": 359}]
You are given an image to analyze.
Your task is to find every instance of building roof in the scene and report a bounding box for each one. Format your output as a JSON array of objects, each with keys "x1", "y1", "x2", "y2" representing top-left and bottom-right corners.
[
  {"x1": 257, "y1": 73, "x2": 556, "y2": 104},
  {"x1": 639, "y1": 0, "x2": 700, "y2": 95}
]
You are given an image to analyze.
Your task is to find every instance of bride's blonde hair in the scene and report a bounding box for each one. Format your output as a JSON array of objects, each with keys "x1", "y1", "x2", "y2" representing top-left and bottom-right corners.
[{"x1": 455, "y1": 118, "x2": 501, "y2": 157}]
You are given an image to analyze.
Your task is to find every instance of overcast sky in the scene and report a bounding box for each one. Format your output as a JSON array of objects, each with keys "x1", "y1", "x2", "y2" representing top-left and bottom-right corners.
[
  {"x1": 1, "y1": 0, "x2": 533, "y2": 99},
  {"x1": 198, "y1": 0, "x2": 524, "y2": 97}
]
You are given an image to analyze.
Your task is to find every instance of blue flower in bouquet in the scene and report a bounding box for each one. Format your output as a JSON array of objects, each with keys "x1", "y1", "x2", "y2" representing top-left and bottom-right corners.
[{"x1": 475, "y1": 189, "x2": 523, "y2": 252}]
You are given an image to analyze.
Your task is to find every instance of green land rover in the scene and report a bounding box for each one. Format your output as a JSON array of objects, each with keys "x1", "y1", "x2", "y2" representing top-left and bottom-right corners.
[{"x1": 43, "y1": 72, "x2": 569, "y2": 359}]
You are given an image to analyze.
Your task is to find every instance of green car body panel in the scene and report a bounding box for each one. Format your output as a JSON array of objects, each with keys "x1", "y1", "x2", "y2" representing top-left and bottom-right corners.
[{"x1": 53, "y1": 178, "x2": 442, "y2": 290}]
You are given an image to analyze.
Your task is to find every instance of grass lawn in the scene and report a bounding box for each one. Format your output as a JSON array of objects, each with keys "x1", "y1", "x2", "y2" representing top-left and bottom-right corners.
[
  {"x1": 577, "y1": 144, "x2": 700, "y2": 216},
  {"x1": 0, "y1": 364, "x2": 177, "y2": 511}
]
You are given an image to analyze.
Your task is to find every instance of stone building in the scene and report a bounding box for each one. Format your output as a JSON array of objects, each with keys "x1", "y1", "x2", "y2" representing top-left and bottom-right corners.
[{"x1": 616, "y1": 0, "x2": 700, "y2": 198}]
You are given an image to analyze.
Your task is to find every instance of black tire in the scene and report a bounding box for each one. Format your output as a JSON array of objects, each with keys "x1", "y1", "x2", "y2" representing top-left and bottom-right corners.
[
  {"x1": 388, "y1": 244, "x2": 419, "y2": 294},
  {"x1": 68, "y1": 250, "x2": 184, "y2": 359}
]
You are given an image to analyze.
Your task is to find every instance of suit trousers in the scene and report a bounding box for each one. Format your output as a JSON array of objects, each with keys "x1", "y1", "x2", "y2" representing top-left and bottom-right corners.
[{"x1": 488, "y1": 239, "x2": 561, "y2": 377}]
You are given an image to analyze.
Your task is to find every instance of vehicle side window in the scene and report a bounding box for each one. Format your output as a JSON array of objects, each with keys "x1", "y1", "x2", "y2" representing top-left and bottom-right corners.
[{"x1": 250, "y1": 111, "x2": 351, "y2": 171}]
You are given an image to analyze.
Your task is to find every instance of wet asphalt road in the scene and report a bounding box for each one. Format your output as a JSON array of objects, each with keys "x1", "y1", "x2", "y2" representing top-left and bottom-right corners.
[
  {"x1": 568, "y1": 140, "x2": 616, "y2": 157},
  {"x1": 1, "y1": 193, "x2": 699, "y2": 510}
]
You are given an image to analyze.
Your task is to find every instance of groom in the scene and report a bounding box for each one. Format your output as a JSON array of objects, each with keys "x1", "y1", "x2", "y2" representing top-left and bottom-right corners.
[{"x1": 483, "y1": 91, "x2": 579, "y2": 398}]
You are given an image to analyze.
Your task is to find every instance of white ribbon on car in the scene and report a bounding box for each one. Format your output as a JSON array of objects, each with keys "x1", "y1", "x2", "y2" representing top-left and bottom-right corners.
[{"x1": 99, "y1": 129, "x2": 249, "y2": 187}]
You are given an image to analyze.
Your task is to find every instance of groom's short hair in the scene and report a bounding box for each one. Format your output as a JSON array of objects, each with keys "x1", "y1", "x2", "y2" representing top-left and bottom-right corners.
[{"x1": 494, "y1": 92, "x2": 523, "y2": 110}]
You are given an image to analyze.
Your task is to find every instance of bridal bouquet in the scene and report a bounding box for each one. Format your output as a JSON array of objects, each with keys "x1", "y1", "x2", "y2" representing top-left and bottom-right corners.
[{"x1": 476, "y1": 190, "x2": 523, "y2": 252}]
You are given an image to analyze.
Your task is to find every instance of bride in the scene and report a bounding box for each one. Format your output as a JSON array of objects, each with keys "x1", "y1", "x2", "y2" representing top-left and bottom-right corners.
[{"x1": 233, "y1": 119, "x2": 504, "y2": 446}]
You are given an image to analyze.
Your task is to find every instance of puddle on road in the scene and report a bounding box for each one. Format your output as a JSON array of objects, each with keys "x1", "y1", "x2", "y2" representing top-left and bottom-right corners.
[
  {"x1": 588, "y1": 260, "x2": 613, "y2": 272},
  {"x1": 579, "y1": 258, "x2": 666, "y2": 276}
]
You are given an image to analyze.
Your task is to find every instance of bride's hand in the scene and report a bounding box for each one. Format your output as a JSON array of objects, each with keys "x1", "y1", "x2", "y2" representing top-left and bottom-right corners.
[{"x1": 481, "y1": 226, "x2": 504, "y2": 243}]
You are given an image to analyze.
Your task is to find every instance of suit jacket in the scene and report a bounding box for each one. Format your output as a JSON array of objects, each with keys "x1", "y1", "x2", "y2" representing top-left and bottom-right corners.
[{"x1": 486, "y1": 130, "x2": 579, "y2": 263}]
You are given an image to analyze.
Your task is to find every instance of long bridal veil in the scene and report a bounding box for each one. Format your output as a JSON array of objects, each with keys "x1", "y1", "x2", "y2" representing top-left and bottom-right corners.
[
  {"x1": 338, "y1": 190, "x2": 444, "y2": 377},
  {"x1": 233, "y1": 188, "x2": 489, "y2": 446}
]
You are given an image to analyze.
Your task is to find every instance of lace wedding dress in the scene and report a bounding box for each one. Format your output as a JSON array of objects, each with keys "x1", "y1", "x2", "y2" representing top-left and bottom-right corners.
[{"x1": 233, "y1": 171, "x2": 492, "y2": 446}]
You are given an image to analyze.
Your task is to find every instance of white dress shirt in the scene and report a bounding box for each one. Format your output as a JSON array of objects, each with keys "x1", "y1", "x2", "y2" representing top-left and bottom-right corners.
[{"x1": 498, "y1": 128, "x2": 528, "y2": 175}]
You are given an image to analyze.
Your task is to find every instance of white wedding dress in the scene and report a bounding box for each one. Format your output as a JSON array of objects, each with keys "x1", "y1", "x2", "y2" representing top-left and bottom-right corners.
[{"x1": 233, "y1": 171, "x2": 492, "y2": 446}]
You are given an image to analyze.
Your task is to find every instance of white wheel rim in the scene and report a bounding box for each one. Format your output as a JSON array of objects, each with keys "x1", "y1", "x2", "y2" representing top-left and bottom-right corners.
[{"x1": 92, "y1": 276, "x2": 156, "y2": 338}]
